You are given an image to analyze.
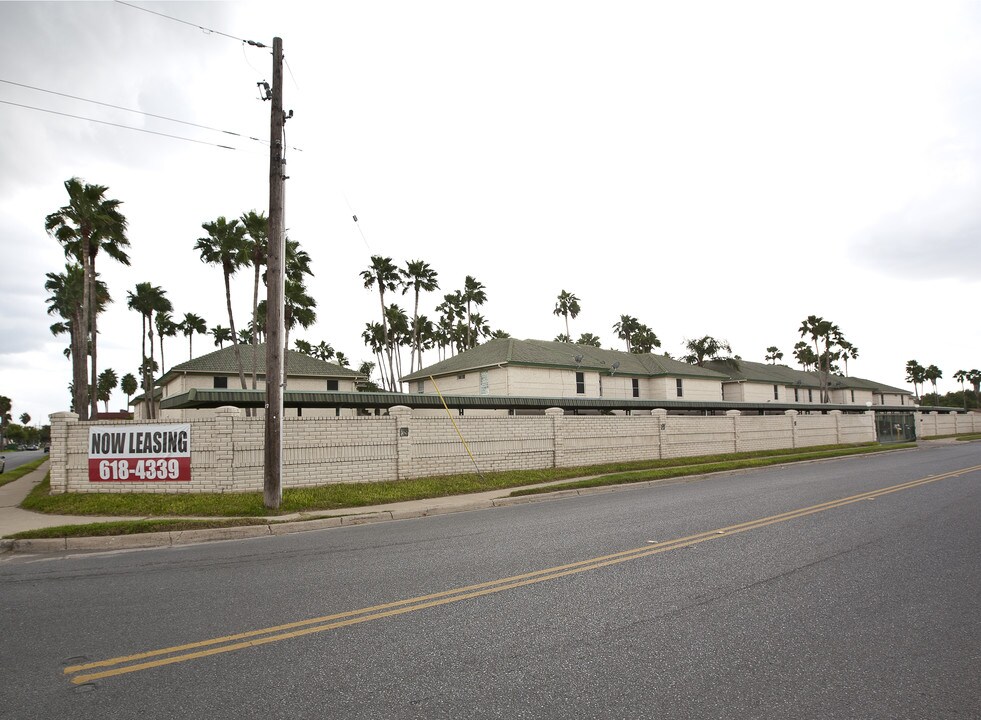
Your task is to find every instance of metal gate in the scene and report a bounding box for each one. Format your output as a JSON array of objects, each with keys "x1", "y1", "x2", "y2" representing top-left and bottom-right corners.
[{"x1": 875, "y1": 412, "x2": 916, "y2": 443}]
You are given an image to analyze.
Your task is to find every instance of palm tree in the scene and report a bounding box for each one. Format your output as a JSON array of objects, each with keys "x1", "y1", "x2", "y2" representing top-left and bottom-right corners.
[
  {"x1": 385, "y1": 304, "x2": 411, "y2": 389},
  {"x1": 97, "y1": 368, "x2": 118, "y2": 413},
  {"x1": 155, "y1": 311, "x2": 178, "y2": 374},
  {"x1": 294, "y1": 339, "x2": 314, "y2": 356},
  {"x1": 179, "y1": 313, "x2": 207, "y2": 360},
  {"x1": 127, "y1": 282, "x2": 172, "y2": 419},
  {"x1": 576, "y1": 333, "x2": 602, "y2": 347},
  {"x1": 905, "y1": 360, "x2": 926, "y2": 399},
  {"x1": 765, "y1": 346, "x2": 783, "y2": 364},
  {"x1": 211, "y1": 325, "x2": 232, "y2": 348},
  {"x1": 195, "y1": 216, "x2": 248, "y2": 389},
  {"x1": 953, "y1": 369, "x2": 969, "y2": 410},
  {"x1": 683, "y1": 336, "x2": 736, "y2": 368},
  {"x1": 630, "y1": 325, "x2": 661, "y2": 354},
  {"x1": 553, "y1": 290, "x2": 581, "y2": 339},
  {"x1": 121, "y1": 373, "x2": 138, "y2": 407},
  {"x1": 799, "y1": 315, "x2": 838, "y2": 401},
  {"x1": 334, "y1": 351, "x2": 350, "y2": 368},
  {"x1": 436, "y1": 291, "x2": 466, "y2": 359},
  {"x1": 400, "y1": 259, "x2": 439, "y2": 373},
  {"x1": 924, "y1": 364, "x2": 942, "y2": 398},
  {"x1": 44, "y1": 178, "x2": 130, "y2": 420},
  {"x1": 362, "y1": 322, "x2": 388, "y2": 390},
  {"x1": 19, "y1": 412, "x2": 30, "y2": 426},
  {"x1": 967, "y1": 369, "x2": 981, "y2": 409},
  {"x1": 241, "y1": 210, "x2": 268, "y2": 389},
  {"x1": 555, "y1": 333, "x2": 572, "y2": 343},
  {"x1": 613, "y1": 315, "x2": 640, "y2": 351},
  {"x1": 461, "y1": 275, "x2": 487, "y2": 349},
  {"x1": 361, "y1": 256, "x2": 401, "y2": 391}
]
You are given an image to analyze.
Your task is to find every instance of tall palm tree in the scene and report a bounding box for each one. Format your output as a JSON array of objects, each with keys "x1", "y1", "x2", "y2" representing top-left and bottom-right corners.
[
  {"x1": 45, "y1": 178, "x2": 130, "y2": 420},
  {"x1": 765, "y1": 346, "x2": 783, "y2": 364},
  {"x1": 799, "y1": 315, "x2": 837, "y2": 401},
  {"x1": 241, "y1": 210, "x2": 268, "y2": 390},
  {"x1": 155, "y1": 311, "x2": 178, "y2": 374},
  {"x1": 385, "y1": 304, "x2": 411, "y2": 389},
  {"x1": 436, "y1": 291, "x2": 466, "y2": 358},
  {"x1": 127, "y1": 282, "x2": 172, "y2": 419},
  {"x1": 121, "y1": 373, "x2": 138, "y2": 407},
  {"x1": 362, "y1": 322, "x2": 388, "y2": 390},
  {"x1": 461, "y1": 275, "x2": 487, "y2": 349},
  {"x1": 400, "y1": 259, "x2": 439, "y2": 373},
  {"x1": 97, "y1": 368, "x2": 118, "y2": 413},
  {"x1": 923, "y1": 364, "x2": 942, "y2": 398},
  {"x1": 196, "y1": 216, "x2": 248, "y2": 389},
  {"x1": 967, "y1": 369, "x2": 981, "y2": 409},
  {"x1": 361, "y1": 255, "x2": 401, "y2": 391},
  {"x1": 905, "y1": 359, "x2": 926, "y2": 399},
  {"x1": 179, "y1": 312, "x2": 207, "y2": 359},
  {"x1": 553, "y1": 290, "x2": 581, "y2": 339}
]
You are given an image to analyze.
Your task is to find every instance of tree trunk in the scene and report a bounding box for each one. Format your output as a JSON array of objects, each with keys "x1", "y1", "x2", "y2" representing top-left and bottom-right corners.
[
  {"x1": 224, "y1": 269, "x2": 248, "y2": 390},
  {"x1": 78, "y1": 243, "x2": 91, "y2": 420},
  {"x1": 88, "y1": 267, "x2": 99, "y2": 420}
]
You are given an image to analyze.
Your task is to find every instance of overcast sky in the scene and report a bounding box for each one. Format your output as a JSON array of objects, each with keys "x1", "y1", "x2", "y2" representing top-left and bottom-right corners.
[{"x1": 1, "y1": 1, "x2": 979, "y2": 424}]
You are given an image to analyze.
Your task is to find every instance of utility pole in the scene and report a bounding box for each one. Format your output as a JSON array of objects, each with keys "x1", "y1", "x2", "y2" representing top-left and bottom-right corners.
[{"x1": 264, "y1": 36, "x2": 285, "y2": 509}]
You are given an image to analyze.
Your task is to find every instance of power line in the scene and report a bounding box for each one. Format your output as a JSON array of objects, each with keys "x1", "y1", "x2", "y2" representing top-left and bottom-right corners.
[
  {"x1": 113, "y1": 0, "x2": 268, "y2": 48},
  {"x1": 0, "y1": 78, "x2": 264, "y2": 143},
  {"x1": 0, "y1": 99, "x2": 239, "y2": 150}
]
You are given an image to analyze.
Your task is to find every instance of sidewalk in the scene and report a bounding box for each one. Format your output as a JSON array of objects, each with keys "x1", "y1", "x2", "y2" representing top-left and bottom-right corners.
[{"x1": 0, "y1": 461, "x2": 601, "y2": 554}]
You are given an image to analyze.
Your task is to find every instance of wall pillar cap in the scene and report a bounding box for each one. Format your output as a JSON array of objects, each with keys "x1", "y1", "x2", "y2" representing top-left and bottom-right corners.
[
  {"x1": 650, "y1": 409, "x2": 668, "y2": 417},
  {"x1": 544, "y1": 408, "x2": 564, "y2": 417},
  {"x1": 725, "y1": 410, "x2": 741, "y2": 416},
  {"x1": 829, "y1": 409, "x2": 843, "y2": 415},
  {"x1": 216, "y1": 406, "x2": 242, "y2": 416},
  {"x1": 49, "y1": 411, "x2": 79, "y2": 422},
  {"x1": 389, "y1": 405, "x2": 412, "y2": 414},
  {"x1": 784, "y1": 409, "x2": 799, "y2": 416}
]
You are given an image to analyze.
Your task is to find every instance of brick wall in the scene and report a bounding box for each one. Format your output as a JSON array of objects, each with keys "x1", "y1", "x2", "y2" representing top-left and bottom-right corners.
[{"x1": 49, "y1": 406, "x2": 895, "y2": 494}]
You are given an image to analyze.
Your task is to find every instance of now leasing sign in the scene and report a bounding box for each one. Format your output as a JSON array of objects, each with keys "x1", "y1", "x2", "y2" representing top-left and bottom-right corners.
[{"x1": 88, "y1": 424, "x2": 191, "y2": 482}]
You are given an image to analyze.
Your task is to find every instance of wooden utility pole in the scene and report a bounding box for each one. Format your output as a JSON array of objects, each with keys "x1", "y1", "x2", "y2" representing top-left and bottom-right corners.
[{"x1": 264, "y1": 36, "x2": 285, "y2": 509}]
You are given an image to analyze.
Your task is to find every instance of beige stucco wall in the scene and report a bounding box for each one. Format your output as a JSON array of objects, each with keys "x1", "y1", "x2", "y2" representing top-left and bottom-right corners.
[{"x1": 723, "y1": 382, "x2": 785, "y2": 403}]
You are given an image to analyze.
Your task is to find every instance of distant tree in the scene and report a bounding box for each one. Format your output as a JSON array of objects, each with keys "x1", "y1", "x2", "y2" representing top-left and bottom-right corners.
[
  {"x1": 400, "y1": 259, "x2": 439, "y2": 374},
  {"x1": 683, "y1": 336, "x2": 736, "y2": 368},
  {"x1": 613, "y1": 315, "x2": 641, "y2": 351},
  {"x1": 294, "y1": 339, "x2": 314, "y2": 356},
  {"x1": 765, "y1": 346, "x2": 783, "y2": 364},
  {"x1": 490, "y1": 330, "x2": 511, "y2": 339},
  {"x1": 97, "y1": 368, "x2": 118, "y2": 413},
  {"x1": 155, "y1": 311, "x2": 178, "y2": 374},
  {"x1": 121, "y1": 373, "x2": 138, "y2": 407},
  {"x1": 555, "y1": 333, "x2": 572, "y2": 343},
  {"x1": 953, "y1": 369, "x2": 969, "y2": 410},
  {"x1": 211, "y1": 325, "x2": 232, "y2": 349},
  {"x1": 313, "y1": 341, "x2": 335, "y2": 362},
  {"x1": 461, "y1": 275, "x2": 488, "y2": 350},
  {"x1": 127, "y1": 282, "x2": 172, "y2": 419},
  {"x1": 45, "y1": 177, "x2": 130, "y2": 420},
  {"x1": 967, "y1": 369, "x2": 981, "y2": 408},
  {"x1": 361, "y1": 256, "x2": 401, "y2": 391},
  {"x1": 196, "y1": 216, "x2": 248, "y2": 390},
  {"x1": 905, "y1": 360, "x2": 926, "y2": 399},
  {"x1": 241, "y1": 210, "x2": 268, "y2": 389},
  {"x1": 837, "y1": 338, "x2": 859, "y2": 376},
  {"x1": 924, "y1": 364, "x2": 942, "y2": 396},
  {"x1": 793, "y1": 341, "x2": 818, "y2": 371},
  {"x1": 179, "y1": 312, "x2": 207, "y2": 360},
  {"x1": 576, "y1": 333, "x2": 602, "y2": 347},
  {"x1": 630, "y1": 325, "x2": 661, "y2": 354},
  {"x1": 19, "y1": 412, "x2": 30, "y2": 426},
  {"x1": 553, "y1": 290, "x2": 581, "y2": 339},
  {"x1": 334, "y1": 351, "x2": 350, "y2": 368},
  {"x1": 356, "y1": 361, "x2": 381, "y2": 392}
]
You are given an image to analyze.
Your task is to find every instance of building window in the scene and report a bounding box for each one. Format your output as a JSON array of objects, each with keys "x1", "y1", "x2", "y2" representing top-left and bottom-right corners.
[
  {"x1": 676, "y1": 378, "x2": 684, "y2": 397},
  {"x1": 576, "y1": 371, "x2": 585, "y2": 394},
  {"x1": 457, "y1": 374, "x2": 466, "y2": 380},
  {"x1": 850, "y1": 390, "x2": 855, "y2": 402},
  {"x1": 213, "y1": 376, "x2": 228, "y2": 389},
  {"x1": 808, "y1": 389, "x2": 813, "y2": 402},
  {"x1": 773, "y1": 384, "x2": 779, "y2": 400},
  {"x1": 416, "y1": 380, "x2": 425, "y2": 394},
  {"x1": 326, "y1": 380, "x2": 339, "y2": 392},
  {"x1": 794, "y1": 388, "x2": 799, "y2": 402},
  {"x1": 632, "y1": 378, "x2": 639, "y2": 398}
]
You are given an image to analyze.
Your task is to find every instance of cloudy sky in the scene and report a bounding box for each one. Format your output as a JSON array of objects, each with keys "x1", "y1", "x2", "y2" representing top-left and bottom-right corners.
[{"x1": 1, "y1": 1, "x2": 979, "y2": 424}]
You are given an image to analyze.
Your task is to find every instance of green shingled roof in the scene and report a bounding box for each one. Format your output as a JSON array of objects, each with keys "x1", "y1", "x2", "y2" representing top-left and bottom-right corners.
[
  {"x1": 401, "y1": 338, "x2": 729, "y2": 382},
  {"x1": 703, "y1": 359, "x2": 912, "y2": 395},
  {"x1": 158, "y1": 343, "x2": 362, "y2": 386}
]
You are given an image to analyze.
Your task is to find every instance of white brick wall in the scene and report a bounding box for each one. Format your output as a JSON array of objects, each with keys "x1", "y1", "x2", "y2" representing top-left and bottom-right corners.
[{"x1": 48, "y1": 406, "x2": 900, "y2": 494}]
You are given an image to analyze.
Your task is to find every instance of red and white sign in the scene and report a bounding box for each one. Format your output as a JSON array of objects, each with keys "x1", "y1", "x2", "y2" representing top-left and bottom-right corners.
[{"x1": 88, "y1": 424, "x2": 191, "y2": 482}]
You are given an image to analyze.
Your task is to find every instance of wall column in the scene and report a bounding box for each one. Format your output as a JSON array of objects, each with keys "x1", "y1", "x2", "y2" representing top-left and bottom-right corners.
[
  {"x1": 47, "y1": 411, "x2": 78, "y2": 494},
  {"x1": 726, "y1": 409, "x2": 741, "y2": 453},
  {"x1": 390, "y1": 405, "x2": 413, "y2": 480},
  {"x1": 784, "y1": 410, "x2": 799, "y2": 449},
  {"x1": 651, "y1": 409, "x2": 667, "y2": 459},
  {"x1": 830, "y1": 409, "x2": 843, "y2": 444},
  {"x1": 545, "y1": 408, "x2": 564, "y2": 468}
]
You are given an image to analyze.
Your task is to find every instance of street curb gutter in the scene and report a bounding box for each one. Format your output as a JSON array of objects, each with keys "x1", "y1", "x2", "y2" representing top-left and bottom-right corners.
[{"x1": 0, "y1": 447, "x2": 920, "y2": 555}]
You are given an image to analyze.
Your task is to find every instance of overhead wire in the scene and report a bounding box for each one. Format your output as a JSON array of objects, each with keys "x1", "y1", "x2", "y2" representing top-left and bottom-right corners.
[{"x1": 113, "y1": 0, "x2": 268, "y2": 48}]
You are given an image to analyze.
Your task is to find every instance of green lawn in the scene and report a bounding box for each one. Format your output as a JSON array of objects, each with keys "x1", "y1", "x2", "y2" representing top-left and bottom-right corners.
[{"x1": 0, "y1": 456, "x2": 48, "y2": 488}]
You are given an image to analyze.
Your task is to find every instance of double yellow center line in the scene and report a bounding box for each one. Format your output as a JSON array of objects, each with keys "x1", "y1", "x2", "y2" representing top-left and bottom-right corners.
[{"x1": 65, "y1": 464, "x2": 980, "y2": 685}]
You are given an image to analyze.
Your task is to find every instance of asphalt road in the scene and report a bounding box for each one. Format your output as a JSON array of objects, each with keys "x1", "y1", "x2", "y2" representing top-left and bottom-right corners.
[
  {"x1": 0, "y1": 449, "x2": 45, "y2": 473},
  {"x1": 1, "y1": 442, "x2": 979, "y2": 719}
]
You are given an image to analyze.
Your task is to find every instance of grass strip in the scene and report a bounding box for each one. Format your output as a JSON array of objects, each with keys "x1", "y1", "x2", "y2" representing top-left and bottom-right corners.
[
  {"x1": 955, "y1": 434, "x2": 981, "y2": 441},
  {"x1": 19, "y1": 442, "x2": 883, "y2": 519},
  {"x1": 0, "y1": 457, "x2": 48, "y2": 488},
  {"x1": 509, "y1": 444, "x2": 916, "y2": 496},
  {"x1": 6, "y1": 517, "x2": 276, "y2": 540},
  {"x1": 922, "y1": 433, "x2": 981, "y2": 441}
]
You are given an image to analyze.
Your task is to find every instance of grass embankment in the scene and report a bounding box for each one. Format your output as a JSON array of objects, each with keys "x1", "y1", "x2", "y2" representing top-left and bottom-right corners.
[
  {"x1": 10, "y1": 442, "x2": 915, "y2": 540},
  {"x1": 921, "y1": 433, "x2": 981, "y2": 441},
  {"x1": 0, "y1": 456, "x2": 48, "y2": 488}
]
